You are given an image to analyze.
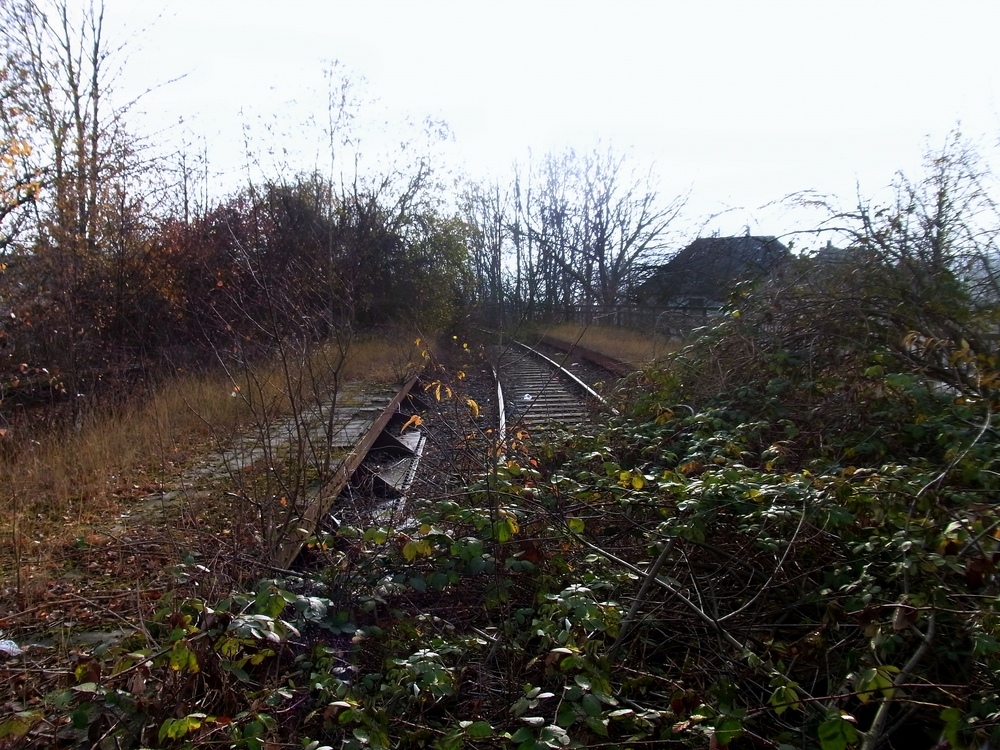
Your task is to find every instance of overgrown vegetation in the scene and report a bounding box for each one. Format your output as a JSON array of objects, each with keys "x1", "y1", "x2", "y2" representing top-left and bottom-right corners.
[
  {"x1": 6, "y1": 222, "x2": 999, "y2": 748},
  {"x1": 0, "y1": 335, "x2": 410, "y2": 604},
  {"x1": 2, "y1": 1, "x2": 999, "y2": 748},
  {"x1": 0, "y1": 0, "x2": 471, "y2": 449}
]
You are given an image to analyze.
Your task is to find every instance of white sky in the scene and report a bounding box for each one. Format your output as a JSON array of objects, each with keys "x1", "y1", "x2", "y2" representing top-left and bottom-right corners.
[{"x1": 106, "y1": 0, "x2": 1000, "y2": 244}]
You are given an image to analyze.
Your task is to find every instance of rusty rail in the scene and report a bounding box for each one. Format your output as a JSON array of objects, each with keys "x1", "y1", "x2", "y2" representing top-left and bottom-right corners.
[{"x1": 274, "y1": 374, "x2": 421, "y2": 569}]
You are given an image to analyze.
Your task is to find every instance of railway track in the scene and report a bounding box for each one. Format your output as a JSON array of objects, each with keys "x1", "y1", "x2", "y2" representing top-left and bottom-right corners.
[
  {"x1": 495, "y1": 340, "x2": 616, "y2": 433},
  {"x1": 283, "y1": 338, "x2": 624, "y2": 566}
]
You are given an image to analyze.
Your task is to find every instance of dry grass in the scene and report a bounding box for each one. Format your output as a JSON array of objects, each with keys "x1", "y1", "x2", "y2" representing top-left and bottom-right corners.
[
  {"x1": 0, "y1": 334, "x2": 419, "y2": 600},
  {"x1": 4, "y1": 370, "x2": 243, "y2": 523},
  {"x1": 538, "y1": 323, "x2": 676, "y2": 367}
]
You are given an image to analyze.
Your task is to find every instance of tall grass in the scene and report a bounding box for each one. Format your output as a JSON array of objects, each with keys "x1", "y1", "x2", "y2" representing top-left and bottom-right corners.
[
  {"x1": 538, "y1": 323, "x2": 676, "y2": 366},
  {"x1": 0, "y1": 334, "x2": 417, "y2": 590}
]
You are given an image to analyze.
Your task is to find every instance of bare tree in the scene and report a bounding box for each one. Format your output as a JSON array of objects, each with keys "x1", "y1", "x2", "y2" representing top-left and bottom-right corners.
[
  {"x1": 0, "y1": 49, "x2": 41, "y2": 251},
  {"x1": 821, "y1": 133, "x2": 1000, "y2": 363},
  {"x1": 462, "y1": 178, "x2": 510, "y2": 325},
  {"x1": 0, "y1": 0, "x2": 158, "y2": 420},
  {"x1": 573, "y1": 145, "x2": 686, "y2": 307},
  {"x1": 522, "y1": 144, "x2": 686, "y2": 317}
]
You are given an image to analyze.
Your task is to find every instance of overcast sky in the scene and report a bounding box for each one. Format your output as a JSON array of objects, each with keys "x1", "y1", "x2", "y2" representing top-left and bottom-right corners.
[{"x1": 106, "y1": 0, "x2": 1000, "y2": 243}]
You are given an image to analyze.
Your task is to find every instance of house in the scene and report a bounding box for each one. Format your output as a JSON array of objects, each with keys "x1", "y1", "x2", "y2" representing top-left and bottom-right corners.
[{"x1": 638, "y1": 235, "x2": 790, "y2": 310}]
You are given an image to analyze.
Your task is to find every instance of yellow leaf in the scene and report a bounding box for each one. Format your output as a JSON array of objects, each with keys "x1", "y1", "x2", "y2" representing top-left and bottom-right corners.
[
  {"x1": 679, "y1": 460, "x2": 703, "y2": 476},
  {"x1": 495, "y1": 509, "x2": 519, "y2": 541},
  {"x1": 400, "y1": 414, "x2": 423, "y2": 433},
  {"x1": 424, "y1": 380, "x2": 446, "y2": 401},
  {"x1": 467, "y1": 398, "x2": 480, "y2": 418},
  {"x1": 654, "y1": 408, "x2": 674, "y2": 424}
]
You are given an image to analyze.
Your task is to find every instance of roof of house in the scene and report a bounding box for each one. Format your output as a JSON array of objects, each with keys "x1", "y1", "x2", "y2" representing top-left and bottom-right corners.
[{"x1": 641, "y1": 235, "x2": 790, "y2": 306}]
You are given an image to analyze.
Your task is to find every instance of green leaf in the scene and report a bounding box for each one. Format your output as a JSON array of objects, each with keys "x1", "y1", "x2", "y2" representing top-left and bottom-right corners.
[
  {"x1": 567, "y1": 517, "x2": 585, "y2": 533},
  {"x1": 855, "y1": 668, "x2": 877, "y2": 702},
  {"x1": 940, "y1": 707, "x2": 963, "y2": 748},
  {"x1": 556, "y1": 704, "x2": 576, "y2": 728},
  {"x1": 427, "y1": 571, "x2": 450, "y2": 590},
  {"x1": 769, "y1": 685, "x2": 801, "y2": 715},
  {"x1": 168, "y1": 641, "x2": 199, "y2": 673},
  {"x1": 158, "y1": 718, "x2": 175, "y2": 744},
  {"x1": 856, "y1": 665, "x2": 897, "y2": 702},
  {"x1": 581, "y1": 693, "x2": 602, "y2": 717},
  {"x1": 817, "y1": 715, "x2": 859, "y2": 750},
  {"x1": 510, "y1": 727, "x2": 534, "y2": 742},
  {"x1": 585, "y1": 715, "x2": 609, "y2": 736},
  {"x1": 0, "y1": 711, "x2": 42, "y2": 740},
  {"x1": 714, "y1": 716, "x2": 743, "y2": 746},
  {"x1": 495, "y1": 514, "x2": 519, "y2": 542},
  {"x1": 70, "y1": 707, "x2": 90, "y2": 729},
  {"x1": 159, "y1": 713, "x2": 208, "y2": 742},
  {"x1": 538, "y1": 724, "x2": 571, "y2": 746},
  {"x1": 463, "y1": 720, "x2": 492, "y2": 738},
  {"x1": 364, "y1": 527, "x2": 389, "y2": 545}
]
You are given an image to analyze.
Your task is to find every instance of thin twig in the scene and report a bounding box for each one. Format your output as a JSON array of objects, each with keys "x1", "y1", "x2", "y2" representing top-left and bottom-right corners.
[
  {"x1": 860, "y1": 613, "x2": 936, "y2": 750},
  {"x1": 609, "y1": 536, "x2": 677, "y2": 657}
]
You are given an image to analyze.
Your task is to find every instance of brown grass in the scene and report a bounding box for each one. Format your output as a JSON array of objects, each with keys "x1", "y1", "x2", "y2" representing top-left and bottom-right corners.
[
  {"x1": 0, "y1": 334, "x2": 419, "y2": 600},
  {"x1": 537, "y1": 323, "x2": 676, "y2": 367}
]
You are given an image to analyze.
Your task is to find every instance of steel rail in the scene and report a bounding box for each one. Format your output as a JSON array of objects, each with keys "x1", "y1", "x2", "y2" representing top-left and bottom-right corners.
[
  {"x1": 495, "y1": 341, "x2": 618, "y2": 432},
  {"x1": 512, "y1": 340, "x2": 618, "y2": 415}
]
